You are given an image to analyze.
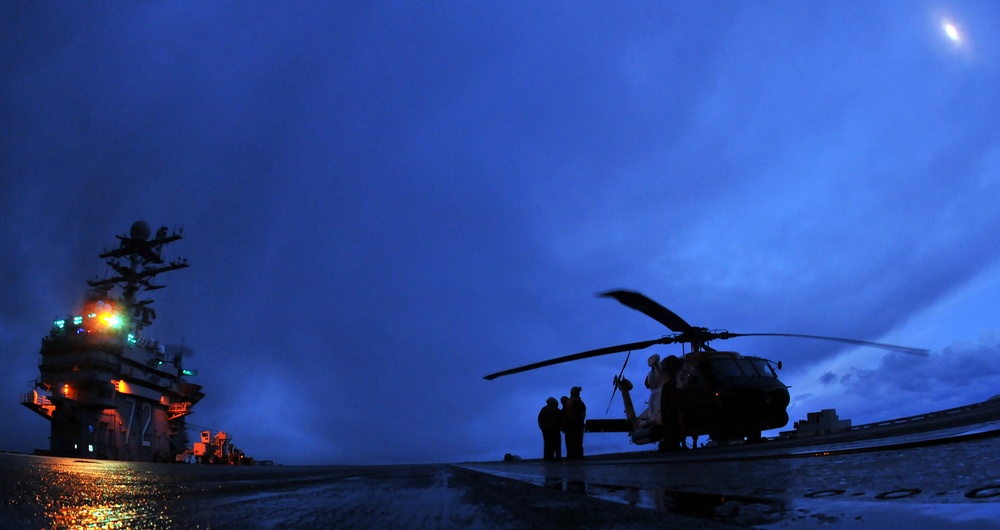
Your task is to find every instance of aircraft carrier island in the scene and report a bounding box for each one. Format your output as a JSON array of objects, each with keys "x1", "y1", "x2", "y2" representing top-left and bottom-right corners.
[{"x1": 19, "y1": 221, "x2": 250, "y2": 464}]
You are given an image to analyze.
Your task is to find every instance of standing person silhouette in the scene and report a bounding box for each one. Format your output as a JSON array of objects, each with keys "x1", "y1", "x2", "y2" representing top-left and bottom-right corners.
[
  {"x1": 564, "y1": 386, "x2": 587, "y2": 459},
  {"x1": 537, "y1": 397, "x2": 562, "y2": 460}
]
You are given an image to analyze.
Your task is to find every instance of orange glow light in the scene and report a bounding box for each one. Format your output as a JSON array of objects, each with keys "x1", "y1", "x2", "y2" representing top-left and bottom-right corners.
[{"x1": 82, "y1": 301, "x2": 124, "y2": 331}]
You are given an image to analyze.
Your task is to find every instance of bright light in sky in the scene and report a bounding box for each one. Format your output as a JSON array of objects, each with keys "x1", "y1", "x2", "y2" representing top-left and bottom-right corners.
[{"x1": 943, "y1": 20, "x2": 961, "y2": 43}]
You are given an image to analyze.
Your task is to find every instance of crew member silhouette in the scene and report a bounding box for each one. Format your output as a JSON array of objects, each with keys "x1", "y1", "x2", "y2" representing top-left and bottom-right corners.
[
  {"x1": 537, "y1": 397, "x2": 562, "y2": 460},
  {"x1": 564, "y1": 386, "x2": 587, "y2": 459}
]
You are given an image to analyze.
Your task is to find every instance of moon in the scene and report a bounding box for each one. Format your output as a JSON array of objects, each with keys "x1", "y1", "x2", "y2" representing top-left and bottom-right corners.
[{"x1": 943, "y1": 21, "x2": 961, "y2": 43}]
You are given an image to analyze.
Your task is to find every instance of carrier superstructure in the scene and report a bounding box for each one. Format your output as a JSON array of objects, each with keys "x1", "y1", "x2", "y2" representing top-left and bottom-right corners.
[{"x1": 21, "y1": 221, "x2": 203, "y2": 462}]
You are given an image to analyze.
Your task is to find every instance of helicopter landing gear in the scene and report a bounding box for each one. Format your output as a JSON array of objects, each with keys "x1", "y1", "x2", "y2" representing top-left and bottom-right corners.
[
  {"x1": 657, "y1": 421, "x2": 684, "y2": 452},
  {"x1": 657, "y1": 439, "x2": 682, "y2": 452}
]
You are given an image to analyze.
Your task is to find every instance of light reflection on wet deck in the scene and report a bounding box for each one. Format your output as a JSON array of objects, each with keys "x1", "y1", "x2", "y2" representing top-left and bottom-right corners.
[
  {"x1": 4, "y1": 436, "x2": 1000, "y2": 529},
  {"x1": 10, "y1": 458, "x2": 175, "y2": 528}
]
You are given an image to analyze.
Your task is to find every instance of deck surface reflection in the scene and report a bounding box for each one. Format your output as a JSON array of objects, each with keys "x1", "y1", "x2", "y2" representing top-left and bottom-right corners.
[{"x1": 2, "y1": 436, "x2": 1000, "y2": 529}]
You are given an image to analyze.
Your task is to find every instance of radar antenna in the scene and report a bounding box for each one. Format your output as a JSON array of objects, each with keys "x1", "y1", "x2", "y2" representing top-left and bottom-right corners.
[{"x1": 87, "y1": 221, "x2": 189, "y2": 332}]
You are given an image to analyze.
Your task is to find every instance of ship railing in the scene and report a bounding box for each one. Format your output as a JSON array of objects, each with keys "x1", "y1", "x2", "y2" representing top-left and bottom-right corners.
[
  {"x1": 20, "y1": 391, "x2": 53, "y2": 408},
  {"x1": 20, "y1": 391, "x2": 56, "y2": 419},
  {"x1": 168, "y1": 402, "x2": 192, "y2": 421}
]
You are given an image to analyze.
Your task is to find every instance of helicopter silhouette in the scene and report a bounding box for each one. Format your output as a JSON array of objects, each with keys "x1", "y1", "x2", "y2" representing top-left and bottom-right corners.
[{"x1": 485, "y1": 290, "x2": 929, "y2": 450}]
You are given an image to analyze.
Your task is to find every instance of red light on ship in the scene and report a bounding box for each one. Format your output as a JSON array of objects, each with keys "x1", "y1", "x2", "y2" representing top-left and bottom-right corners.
[{"x1": 81, "y1": 300, "x2": 125, "y2": 331}]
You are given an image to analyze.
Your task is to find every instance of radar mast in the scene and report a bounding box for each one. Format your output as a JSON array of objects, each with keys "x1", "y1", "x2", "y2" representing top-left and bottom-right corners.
[{"x1": 86, "y1": 220, "x2": 189, "y2": 333}]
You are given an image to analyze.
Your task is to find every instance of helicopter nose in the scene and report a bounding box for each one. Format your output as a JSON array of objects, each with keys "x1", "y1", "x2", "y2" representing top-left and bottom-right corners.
[{"x1": 766, "y1": 388, "x2": 790, "y2": 409}]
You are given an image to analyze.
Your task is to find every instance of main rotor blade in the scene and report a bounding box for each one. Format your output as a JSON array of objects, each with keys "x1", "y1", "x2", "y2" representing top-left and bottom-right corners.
[
  {"x1": 724, "y1": 332, "x2": 930, "y2": 356},
  {"x1": 599, "y1": 289, "x2": 693, "y2": 333},
  {"x1": 484, "y1": 338, "x2": 667, "y2": 380}
]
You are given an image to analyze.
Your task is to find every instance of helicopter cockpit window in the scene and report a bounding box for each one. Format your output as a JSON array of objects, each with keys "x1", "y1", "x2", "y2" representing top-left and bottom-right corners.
[
  {"x1": 748, "y1": 358, "x2": 777, "y2": 378},
  {"x1": 708, "y1": 358, "x2": 746, "y2": 379}
]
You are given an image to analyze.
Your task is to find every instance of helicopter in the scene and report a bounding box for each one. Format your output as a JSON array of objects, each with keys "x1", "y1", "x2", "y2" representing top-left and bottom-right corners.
[{"x1": 484, "y1": 290, "x2": 929, "y2": 450}]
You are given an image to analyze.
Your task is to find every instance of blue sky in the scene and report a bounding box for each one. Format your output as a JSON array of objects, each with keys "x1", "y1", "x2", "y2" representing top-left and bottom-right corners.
[{"x1": 2, "y1": 1, "x2": 999, "y2": 464}]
